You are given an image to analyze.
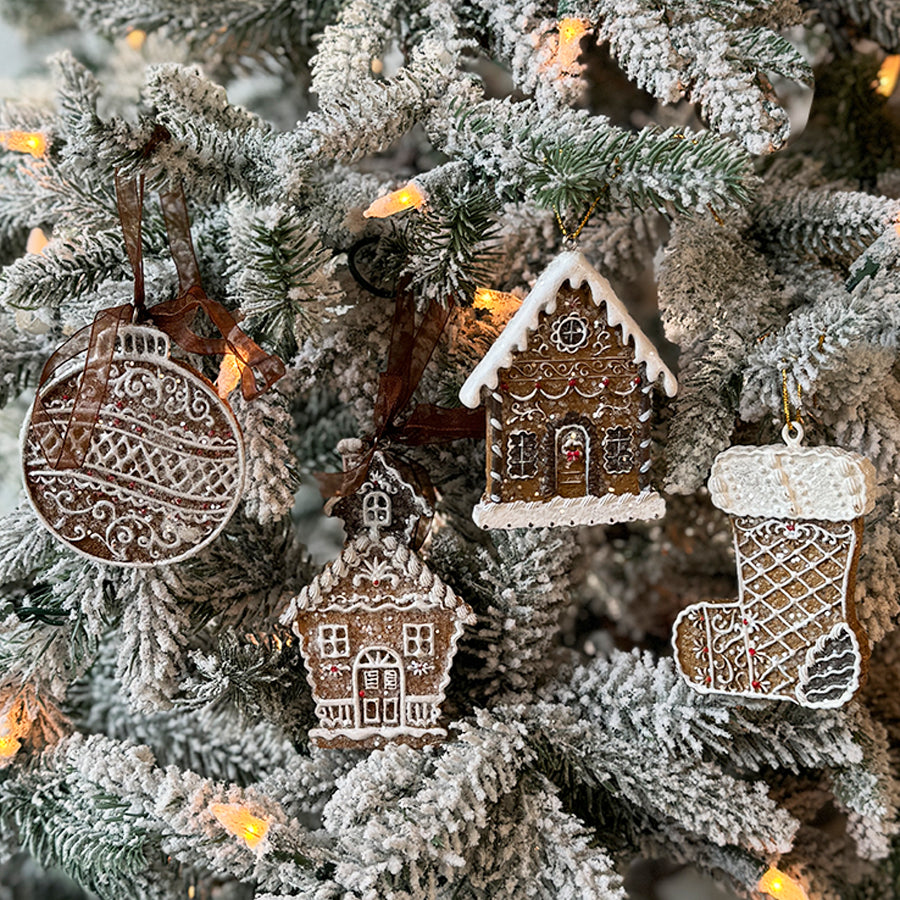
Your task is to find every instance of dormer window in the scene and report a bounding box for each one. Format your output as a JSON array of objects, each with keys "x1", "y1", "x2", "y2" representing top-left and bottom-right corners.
[{"x1": 363, "y1": 490, "x2": 392, "y2": 527}]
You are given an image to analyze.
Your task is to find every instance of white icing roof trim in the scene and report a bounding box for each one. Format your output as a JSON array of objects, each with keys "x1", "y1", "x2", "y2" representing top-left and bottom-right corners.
[
  {"x1": 280, "y1": 534, "x2": 474, "y2": 622},
  {"x1": 459, "y1": 250, "x2": 678, "y2": 408},
  {"x1": 709, "y1": 443, "x2": 877, "y2": 521}
]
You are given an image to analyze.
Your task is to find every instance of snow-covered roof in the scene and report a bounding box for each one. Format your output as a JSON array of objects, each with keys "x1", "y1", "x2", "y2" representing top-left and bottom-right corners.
[
  {"x1": 280, "y1": 534, "x2": 475, "y2": 621},
  {"x1": 459, "y1": 250, "x2": 678, "y2": 408}
]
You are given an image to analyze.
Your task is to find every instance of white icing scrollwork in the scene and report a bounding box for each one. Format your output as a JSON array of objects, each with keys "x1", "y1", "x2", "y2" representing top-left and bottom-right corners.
[{"x1": 22, "y1": 330, "x2": 244, "y2": 567}]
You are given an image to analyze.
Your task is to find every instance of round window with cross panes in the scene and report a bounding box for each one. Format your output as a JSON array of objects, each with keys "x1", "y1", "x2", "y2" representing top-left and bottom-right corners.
[{"x1": 551, "y1": 314, "x2": 589, "y2": 352}]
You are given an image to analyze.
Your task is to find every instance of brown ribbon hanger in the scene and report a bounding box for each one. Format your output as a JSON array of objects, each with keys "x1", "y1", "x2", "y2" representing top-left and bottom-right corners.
[
  {"x1": 29, "y1": 173, "x2": 285, "y2": 471},
  {"x1": 316, "y1": 276, "x2": 485, "y2": 500}
]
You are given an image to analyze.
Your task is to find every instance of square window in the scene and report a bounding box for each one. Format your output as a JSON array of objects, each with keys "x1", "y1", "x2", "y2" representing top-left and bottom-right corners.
[
  {"x1": 318, "y1": 624, "x2": 349, "y2": 658},
  {"x1": 507, "y1": 431, "x2": 537, "y2": 478},
  {"x1": 602, "y1": 426, "x2": 635, "y2": 475},
  {"x1": 403, "y1": 623, "x2": 434, "y2": 657}
]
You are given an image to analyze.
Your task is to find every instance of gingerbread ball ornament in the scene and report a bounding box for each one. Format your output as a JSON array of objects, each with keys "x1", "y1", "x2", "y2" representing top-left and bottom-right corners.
[
  {"x1": 673, "y1": 423, "x2": 877, "y2": 709},
  {"x1": 22, "y1": 324, "x2": 244, "y2": 566}
]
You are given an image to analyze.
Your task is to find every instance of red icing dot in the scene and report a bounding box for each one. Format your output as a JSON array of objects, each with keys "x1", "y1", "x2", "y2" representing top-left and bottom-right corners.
[
  {"x1": 358, "y1": 690, "x2": 365, "y2": 697},
  {"x1": 705, "y1": 676, "x2": 711, "y2": 683},
  {"x1": 748, "y1": 648, "x2": 756, "y2": 656},
  {"x1": 787, "y1": 523, "x2": 795, "y2": 531},
  {"x1": 633, "y1": 376, "x2": 642, "y2": 385},
  {"x1": 116, "y1": 401, "x2": 123, "y2": 409},
  {"x1": 702, "y1": 647, "x2": 709, "y2": 654},
  {"x1": 500, "y1": 382, "x2": 509, "y2": 392},
  {"x1": 751, "y1": 680, "x2": 761, "y2": 689},
  {"x1": 742, "y1": 618, "x2": 748, "y2": 625},
  {"x1": 568, "y1": 378, "x2": 577, "y2": 387},
  {"x1": 601, "y1": 377, "x2": 610, "y2": 387},
  {"x1": 534, "y1": 380, "x2": 541, "y2": 389},
  {"x1": 135, "y1": 426, "x2": 143, "y2": 434},
  {"x1": 331, "y1": 665, "x2": 338, "y2": 673},
  {"x1": 373, "y1": 579, "x2": 380, "y2": 586}
]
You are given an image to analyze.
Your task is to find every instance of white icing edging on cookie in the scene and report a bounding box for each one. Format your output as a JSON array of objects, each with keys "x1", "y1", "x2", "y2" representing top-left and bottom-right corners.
[
  {"x1": 280, "y1": 533, "x2": 474, "y2": 622},
  {"x1": 472, "y1": 490, "x2": 666, "y2": 529},
  {"x1": 309, "y1": 725, "x2": 447, "y2": 741},
  {"x1": 709, "y1": 443, "x2": 877, "y2": 521},
  {"x1": 459, "y1": 251, "x2": 677, "y2": 408}
]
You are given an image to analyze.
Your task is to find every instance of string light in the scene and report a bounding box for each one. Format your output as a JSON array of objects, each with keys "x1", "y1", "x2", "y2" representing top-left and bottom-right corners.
[
  {"x1": 215, "y1": 350, "x2": 246, "y2": 398},
  {"x1": 126, "y1": 29, "x2": 147, "y2": 51},
  {"x1": 557, "y1": 18, "x2": 589, "y2": 70},
  {"x1": 473, "y1": 287, "x2": 522, "y2": 318},
  {"x1": 758, "y1": 867, "x2": 809, "y2": 900},
  {"x1": 26, "y1": 227, "x2": 49, "y2": 255},
  {"x1": 363, "y1": 182, "x2": 426, "y2": 218},
  {"x1": 0, "y1": 131, "x2": 47, "y2": 158},
  {"x1": 0, "y1": 697, "x2": 32, "y2": 763},
  {"x1": 209, "y1": 803, "x2": 270, "y2": 850},
  {"x1": 876, "y1": 55, "x2": 900, "y2": 97}
]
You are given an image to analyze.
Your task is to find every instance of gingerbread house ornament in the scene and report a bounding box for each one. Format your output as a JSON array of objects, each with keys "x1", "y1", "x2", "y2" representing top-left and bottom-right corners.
[
  {"x1": 325, "y1": 439, "x2": 432, "y2": 548},
  {"x1": 282, "y1": 456, "x2": 474, "y2": 749},
  {"x1": 673, "y1": 423, "x2": 877, "y2": 708},
  {"x1": 459, "y1": 250, "x2": 678, "y2": 529}
]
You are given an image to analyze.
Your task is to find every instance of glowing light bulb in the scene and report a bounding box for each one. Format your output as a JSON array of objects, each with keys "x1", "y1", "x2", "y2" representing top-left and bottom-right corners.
[
  {"x1": 473, "y1": 287, "x2": 522, "y2": 318},
  {"x1": 876, "y1": 56, "x2": 900, "y2": 97},
  {"x1": 209, "y1": 803, "x2": 270, "y2": 850},
  {"x1": 557, "y1": 18, "x2": 589, "y2": 70},
  {"x1": 363, "y1": 182, "x2": 426, "y2": 218},
  {"x1": 126, "y1": 29, "x2": 147, "y2": 50},
  {"x1": 758, "y1": 867, "x2": 808, "y2": 900},
  {"x1": 0, "y1": 131, "x2": 47, "y2": 158},
  {"x1": 0, "y1": 699, "x2": 31, "y2": 763},
  {"x1": 215, "y1": 350, "x2": 246, "y2": 399},
  {"x1": 26, "y1": 227, "x2": 48, "y2": 255}
]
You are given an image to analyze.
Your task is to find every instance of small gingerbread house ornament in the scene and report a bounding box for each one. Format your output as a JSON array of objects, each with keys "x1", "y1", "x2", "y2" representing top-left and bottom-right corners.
[
  {"x1": 325, "y1": 440, "x2": 432, "y2": 548},
  {"x1": 459, "y1": 251, "x2": 677, "y2": 529},
  {"x1": 281, "y1": 534, "x2": 475, "y2": 749},
  {"x1": 673, "y1": 424, "x2": 877, "y2": 708}
]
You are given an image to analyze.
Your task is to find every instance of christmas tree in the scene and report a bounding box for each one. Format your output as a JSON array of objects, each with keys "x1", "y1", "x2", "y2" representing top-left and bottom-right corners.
[{"x1": 1, "y1": 1, "x2": 900, "y2": 898}]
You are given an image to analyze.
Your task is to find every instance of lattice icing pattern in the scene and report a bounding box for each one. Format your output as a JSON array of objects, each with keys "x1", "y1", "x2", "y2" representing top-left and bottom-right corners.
[
  {"x1": 22, "y1": 325, "x2": 244, "y2": 566},
  {"x1": 673, "y1": 427, "x2": 873, "y2": 708}
]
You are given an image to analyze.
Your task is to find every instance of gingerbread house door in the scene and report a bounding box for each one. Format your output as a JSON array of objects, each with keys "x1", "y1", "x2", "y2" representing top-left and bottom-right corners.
[
  {"x1": 555, "y1": 424, "x2": 591, "y2": 498},
  {"x1": 354, "y1": 647, "x2": 404, "y2": 728}
]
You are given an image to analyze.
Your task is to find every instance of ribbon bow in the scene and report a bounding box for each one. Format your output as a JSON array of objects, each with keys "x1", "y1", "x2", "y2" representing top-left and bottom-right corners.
[
  {"x1": 29, "y1": 174, "x2": 285, "y2": 470},
  {"x1": 317, "y1": 279, "x2": 484, "y2": 499}
]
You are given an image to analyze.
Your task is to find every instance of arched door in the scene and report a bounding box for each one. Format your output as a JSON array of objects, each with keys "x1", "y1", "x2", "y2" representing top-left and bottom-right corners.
[
  {"x1": 354, "y1": 647, "x2": 404, "y2": 728},
  {"x1": 555, "y1": 424, "x2": 590, "y2": 497}
]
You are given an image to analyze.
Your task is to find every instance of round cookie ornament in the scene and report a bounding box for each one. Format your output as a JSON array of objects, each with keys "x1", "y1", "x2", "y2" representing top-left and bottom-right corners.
[
  {"x1": 20, "y1": 175, "x2": 284, "y2": 567},
  {"x1": 22, "y1": 324, "x2": 244, "y2": 567}
]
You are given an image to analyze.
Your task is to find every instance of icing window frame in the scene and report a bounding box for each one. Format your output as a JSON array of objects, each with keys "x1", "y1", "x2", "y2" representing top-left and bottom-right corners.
[
  {"x1": 551, "y1": 314, "x2": 589, "y2": 352},
  {"x1": 362, "y1": 490, "x2": 392, "y2": 527},
  {"x1": 318, "y1": 623, "x2": 350, "y2": 658},
  {"x1": 403, "y1": 623, "x2": 434, "y2": 657},
  {"x1": 507, "y1": 430, "x2": 538, "y2": 478},
  {"x1": 602, "y1": 425, "x2": 635, "y2": 474}
]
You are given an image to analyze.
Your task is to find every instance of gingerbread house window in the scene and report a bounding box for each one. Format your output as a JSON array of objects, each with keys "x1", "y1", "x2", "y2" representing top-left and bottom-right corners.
[
  {"x1": 551, "y1": 314, "x2": 589, "y2": 352},
  {"x1": 602, "y1": 426, "x2": 634, "y2": 474},
  {"x1": 363, "y1": 490, "x2": 392, "y2": 527},
  {"x1": 508, "y1": 431, "x2": 538, "y2": 478},
  {"x1": 318, "y1": 624, "x2": 349, "y2": 657},
  {"x1": 403, "y1": 623, "x2": 434, "y2": 657}
]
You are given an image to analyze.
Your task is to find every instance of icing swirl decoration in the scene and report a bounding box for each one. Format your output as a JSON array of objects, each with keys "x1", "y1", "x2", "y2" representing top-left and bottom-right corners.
[{"x1": 22, "y1": 326, "x2": 244, "y2": 566}]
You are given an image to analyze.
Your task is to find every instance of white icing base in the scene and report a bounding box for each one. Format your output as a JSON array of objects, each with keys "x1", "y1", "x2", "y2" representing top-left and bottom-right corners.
[
  {"x1": 472, "y1": 490, "x2": 666, "y2": 529},
  {"x1": 310, "y1": 725, "x2": 446, "y2": 741}
]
